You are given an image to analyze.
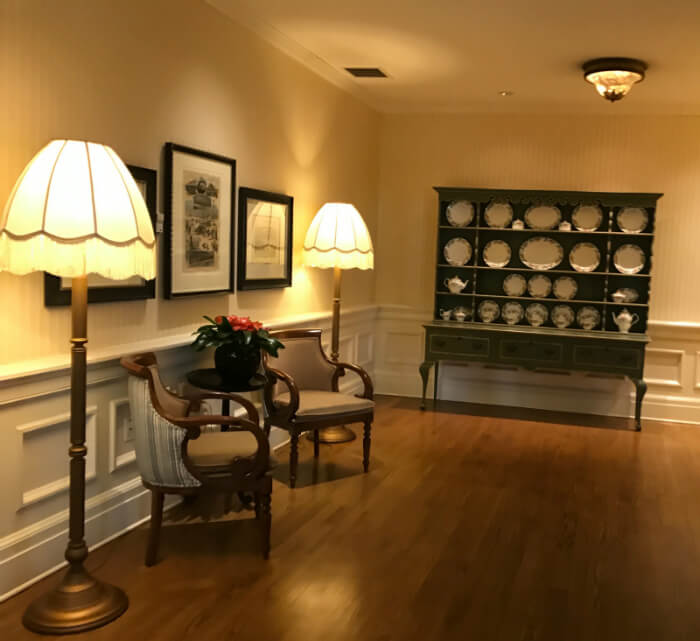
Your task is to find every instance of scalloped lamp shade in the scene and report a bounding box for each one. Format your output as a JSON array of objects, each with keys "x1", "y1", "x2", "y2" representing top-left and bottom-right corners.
[
  {"x1": 302, "y1": 202, "x2": 374, "y2": 270},
  {"x1": 0, "y1": 140, "x2": 156, "y2": 279}
]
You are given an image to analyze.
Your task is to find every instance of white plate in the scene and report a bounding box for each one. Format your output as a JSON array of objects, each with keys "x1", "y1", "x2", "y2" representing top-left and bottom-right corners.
[
  {"x1": 483, "y1": 239, "x2": 511, "y2": 268},
  {"x1": 524, "y1": 205, "x2": 561, "y2": 230},
  {"x1": 484, "y1": 201, "x2": 513, "y2": 228},
  {"x1": 503, "y1": 273, "x2": 527, "y2": 297},
  {"x1": 572, "y1": 204, "x2": 603, "y2": 232},
  {"x1": 553, "y1": 276, "x2": 578, "y2": 300},
  {"x1": 569, "y1": 242, "x2": 601, "y2": 272},
  {"x1": 478, "y1": 299, "x2": 500, "y2": 323},
  {"x1": 527, "y1": 274, "x2": 552, "y2": 298},
  {"x1": 551, "y1": 304, "x2": 575, "y2": 328},
  {"x1": 525, "y1": 303, "x2": 548, "y2": 327},
  {"x1": 446, "y1": 200, "x2": 475, "y2": 227},
  {"x1": 617, "y1": 207, "x2": 648, "y2": 233},
  {"x1": 502, "y1": 301, "x2": 524, "y2": 325},
  {"x1": 577, "y1": 306, "x2": 601, "y2": 330},
  {"x1": 444, "y1": 237, "x2": 472, "y2": 266},
  {"x1": 613, "y1": 244, "x2": 646, "y2": 274},
  {"x1": 519, "y1": 236, "x2": 564, "y2": 270}
]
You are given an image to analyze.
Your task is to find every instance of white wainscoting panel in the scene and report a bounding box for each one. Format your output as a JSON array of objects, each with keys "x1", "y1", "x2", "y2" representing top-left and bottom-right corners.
[{"x1": 0, "y1": 306, "x2": 376, "y2": 602}]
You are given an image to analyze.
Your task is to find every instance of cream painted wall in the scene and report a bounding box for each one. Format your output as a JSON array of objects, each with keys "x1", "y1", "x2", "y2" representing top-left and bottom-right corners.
[
  {"x1": 376, "y1": 113, "x2": 700, "y2": 323},
  {"x1": 0, "y1": 0, "x2": 379, "y2": 369}
]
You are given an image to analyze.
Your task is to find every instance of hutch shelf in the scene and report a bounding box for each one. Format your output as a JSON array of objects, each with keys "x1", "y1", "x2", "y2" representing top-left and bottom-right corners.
[{"x1": 420, "y1": 186, "x2": 662, "y2": 430}]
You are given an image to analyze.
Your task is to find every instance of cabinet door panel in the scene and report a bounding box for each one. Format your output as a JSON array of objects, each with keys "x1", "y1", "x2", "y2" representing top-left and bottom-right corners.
[{"x1": 428, "y1": 334, "x2": 490, "y2": 359}]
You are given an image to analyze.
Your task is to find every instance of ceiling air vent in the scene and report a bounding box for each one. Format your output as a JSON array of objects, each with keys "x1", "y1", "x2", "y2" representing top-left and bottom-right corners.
[{"x1": 345, "y1": 67, "x2": 387, "y2": 78}]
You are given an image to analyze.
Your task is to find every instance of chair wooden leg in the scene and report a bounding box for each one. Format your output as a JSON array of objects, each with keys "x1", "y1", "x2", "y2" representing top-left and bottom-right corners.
[
  {"x1": 145, "y1": 489, "x2": 164, "y2": 567},
  {"x1": 259, "y1": 491, "x2": 272, "y2": 559},
  {"x1": 264, "y1": 419, "x2": 271, "y2": 438},
  {"x1": 362, "y1": 420, "x2": 372, "y2": 473},
  {"x1": 290, "y1": 432, "x2": 299, "y2": 488},
  {"x1": 313, "y1": 429, "x2": 320, "y2": 458}
]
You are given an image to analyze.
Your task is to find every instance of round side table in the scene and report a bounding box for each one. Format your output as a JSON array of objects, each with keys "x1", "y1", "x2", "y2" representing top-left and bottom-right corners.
[{"x1": 186, "y1": 369, "x2": 266, "y2": 431}]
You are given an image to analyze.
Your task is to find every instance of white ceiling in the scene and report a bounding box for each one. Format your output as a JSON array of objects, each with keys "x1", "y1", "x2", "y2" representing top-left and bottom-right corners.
[{"x1": 208, "y1": 0, "x2": 700, "y2": 114}]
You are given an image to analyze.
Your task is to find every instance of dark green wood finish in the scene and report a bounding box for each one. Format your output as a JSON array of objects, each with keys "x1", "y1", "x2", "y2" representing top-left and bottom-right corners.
[{"x1": 422, "y1": 187, "x2": 662, "y2": 430}]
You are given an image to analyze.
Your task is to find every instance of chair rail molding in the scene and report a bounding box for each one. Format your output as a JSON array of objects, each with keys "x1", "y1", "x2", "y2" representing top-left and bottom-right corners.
[
  {"x1": 374, "y1": 305, "x2": 700, "y2": 425},
  {"x1": 0, "y1": 305, "x2": 377, "y2": 602}
]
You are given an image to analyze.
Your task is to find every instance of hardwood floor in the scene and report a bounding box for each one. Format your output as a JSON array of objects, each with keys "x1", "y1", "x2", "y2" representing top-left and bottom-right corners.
[{"x1": 3, "y1": 396, "x2": 700, "y2": 640}]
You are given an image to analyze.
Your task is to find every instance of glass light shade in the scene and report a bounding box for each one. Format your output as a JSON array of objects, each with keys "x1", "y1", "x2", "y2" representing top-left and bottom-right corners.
[
  {"x1": 0, "y1": 140, "x2": 156, "y2": 279},
  {"x1": 585, "y1": 69, "x2": 643, "y2": 102},
  {"x1": 303, "y1": 202, "x2": 374, "y2": 270}
]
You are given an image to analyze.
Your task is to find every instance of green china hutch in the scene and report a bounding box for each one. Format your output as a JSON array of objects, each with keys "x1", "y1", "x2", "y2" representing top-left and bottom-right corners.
[{"x1": 420, "y1": 186, "x2": 662, "y2": 430}]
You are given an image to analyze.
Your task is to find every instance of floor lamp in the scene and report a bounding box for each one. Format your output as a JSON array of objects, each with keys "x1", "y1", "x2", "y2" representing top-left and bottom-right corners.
[
  {"x1": 302, "y1": 202, "x2": 374, "y2": 443},
  {"x1": 0, "y1": 140, "x2": 156, "y2": 634}
]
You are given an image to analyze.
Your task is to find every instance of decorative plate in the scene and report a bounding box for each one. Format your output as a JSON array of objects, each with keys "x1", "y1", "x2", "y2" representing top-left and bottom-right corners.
[
  {"x1": 483, "y1": 239, "x2": 511, "y2": 268},
  {"x1": 524, "y1": 205, "x2": 561, "y2": 230},
  {"x1": 446, "y1": 200, "x2": 475, "y2": 227},
  {"x1": 527, "y1": 274, "x2": 552, "y2": 298},
  {"x1": 553, "y1": 276, "x2": 578, "y2": 300},
  {"x1": 478, "y1": 299, "x2": 500, "y2": 323},
  {"x1": 443, "y1": 237, "x2": 472, "y2": 266},
  {"x1": 569, "y1": 242, "x2": 601, "y2": 273},
  {"x1": 576, "y1": 306, "x2": 601, "y2": 330},
  {"x1": 502, "y1": 301, "x2": 524, "y2": 325},
  {"x1": 572, "y1": 204, "x2": 603, "y2": 232},
  {"x1": 525, "y1": 303, "x2": 548, "y2": 327},
  {"x1": 617, "y1": 207, "x2": 648, "y2": 233},
  {"x1": 613, "y1": 244, "x2": 646, "y2": 274},
  {"x1": 484, "y1": 201, "x2": 513, "y2": 228},
  {"x1": 503, "y1": 273, "x2": 527, "y2": 297},
  {"x1": 519, "y1": 236, "x2": 564, "y2": 270},
  {"x1": 551, "y1": 304, "x2": 575, "y2": 329},
  {"x1": 612, "y1": 287, "x2": 639, "y2": 303}
]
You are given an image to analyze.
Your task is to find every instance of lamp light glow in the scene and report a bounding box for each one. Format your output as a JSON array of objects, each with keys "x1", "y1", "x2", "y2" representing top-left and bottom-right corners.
[
  {"x1": 0, "y1": 140, "x2": 156, "y2": 279},
  {"x1": 302, "y1": 202, "x2": 373, "y2": 270}
]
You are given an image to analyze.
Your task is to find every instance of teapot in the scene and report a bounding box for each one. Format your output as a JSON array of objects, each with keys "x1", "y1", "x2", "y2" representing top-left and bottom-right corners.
[
  {"x1": 444, "y1": 276, "x2": 468, "y2": 294},
  {"x1": 612, "y1": 308, "x2": 639, "y2": 333}
]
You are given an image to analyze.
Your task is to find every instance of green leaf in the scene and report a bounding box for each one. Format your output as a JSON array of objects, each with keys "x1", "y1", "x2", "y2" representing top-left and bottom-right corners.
[{"x1": 203, "y1": 315, "x2": 217, "y2": 325}]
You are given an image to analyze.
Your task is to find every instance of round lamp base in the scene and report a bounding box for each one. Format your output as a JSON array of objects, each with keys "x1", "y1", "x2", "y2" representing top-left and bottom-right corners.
[
  {"x1": 23, "y1": 566, "x2": 128, "y2": 635},
  {"x1": 307, "y1": 425, "x2": 356, "y2": 444}
]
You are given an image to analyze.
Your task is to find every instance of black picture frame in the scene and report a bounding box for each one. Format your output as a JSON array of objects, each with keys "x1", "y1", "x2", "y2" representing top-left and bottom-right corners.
[
  {"x1": 163, "y1": 142, "x2": 236, "y2": 298},
  {"x1": 237, "y1": 187, "x2": 293, "y2": 290},
  {"x1": 43, "y1": 165, "x2": 157, "y2": 307}
]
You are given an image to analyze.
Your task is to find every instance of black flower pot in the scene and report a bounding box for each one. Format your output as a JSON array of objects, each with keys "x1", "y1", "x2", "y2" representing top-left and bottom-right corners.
[{"x1": 214, "y1": 344, "x2": 261, "y2": 387}]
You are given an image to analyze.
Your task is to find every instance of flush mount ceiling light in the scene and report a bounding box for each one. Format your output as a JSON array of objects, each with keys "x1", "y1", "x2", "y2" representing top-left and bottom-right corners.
[{"x1": 582, "y1": 57, "x2": 647, "y2": 102}]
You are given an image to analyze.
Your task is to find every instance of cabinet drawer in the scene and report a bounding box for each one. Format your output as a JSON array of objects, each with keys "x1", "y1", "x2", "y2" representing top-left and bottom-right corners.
[
  {"x1": 573, "y1": 345, "x2": 641, "y2": 371},
  {"x1": 499, "y1": 339, "x2": 562, "y2": 364},
  {"x1": 429, "y1": 334, "x2": 490, "y2": 358}
]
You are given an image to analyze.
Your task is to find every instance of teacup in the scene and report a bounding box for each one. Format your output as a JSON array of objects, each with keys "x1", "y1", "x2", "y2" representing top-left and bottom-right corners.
[
  {"x1": 439, "y1": 308, "x2": 452, "y2": 321},
  {"x1": 512, "y1": 219, "x2": 524, "y2": 230},
  {"x1": 558, "y1": 221, "x2": 572, "y2": 231},
  {"x1": 454, "y1": 310, "x2": 467, "y2": 322}
]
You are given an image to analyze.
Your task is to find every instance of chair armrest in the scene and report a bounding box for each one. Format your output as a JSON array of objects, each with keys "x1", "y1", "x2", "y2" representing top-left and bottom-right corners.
[
  {"x1": 332, "y1": 361, "x2": 374, "y2": 399},
  {"x1": 180, "y1": 416, "x2": 271, "y2": 481},
  {"x1": 263, "y1": 366, "x2": 300, "y2": 417},
  {"x1": 184, "y1": 391, "x2": 259, "y2": 425}
]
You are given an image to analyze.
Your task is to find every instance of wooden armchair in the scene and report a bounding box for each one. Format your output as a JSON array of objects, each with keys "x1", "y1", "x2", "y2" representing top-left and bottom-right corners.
[
  {"x1": 262, "y1": 329, "x2": 374, "y2": 488},
  {"x1": 120, "y1": 353, "x2": 273, "y2": 564}
]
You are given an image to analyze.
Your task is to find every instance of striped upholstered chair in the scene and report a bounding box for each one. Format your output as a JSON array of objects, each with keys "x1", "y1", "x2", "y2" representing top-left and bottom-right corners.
[{"x1": 121, "y1": 353, "x2": 273, "y2": 564}]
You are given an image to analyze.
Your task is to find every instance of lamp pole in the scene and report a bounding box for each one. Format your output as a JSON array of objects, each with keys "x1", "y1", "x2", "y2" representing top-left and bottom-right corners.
[{"x1": 23, "y1": 276, "x2": 129, "y2": 634}]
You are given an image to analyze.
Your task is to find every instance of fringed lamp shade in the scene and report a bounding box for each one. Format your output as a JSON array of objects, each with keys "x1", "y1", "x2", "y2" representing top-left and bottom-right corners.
[
  {"x1": 0, "y1": 140, "x2": 156, "y2": 279},
  {"x1": 302, "y1": 203, "x2": 374, "y2": 270}
]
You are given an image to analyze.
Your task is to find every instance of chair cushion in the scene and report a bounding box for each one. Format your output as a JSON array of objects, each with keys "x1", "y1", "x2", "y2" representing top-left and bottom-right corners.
[
  {"x1": 187, "y1": 431, "x2": 259, "y2": 467},
  {"x1": 275, "y1": 390, "x2": 374, "y2": 417}
]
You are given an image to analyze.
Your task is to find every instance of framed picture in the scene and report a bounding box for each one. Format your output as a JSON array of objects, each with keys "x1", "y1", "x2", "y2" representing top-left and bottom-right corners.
[
  {"x1": 163, "y1": 142, "x2": 235, "y2": 298},
  {"x1": 44, "y1": 165, "x2": 157, "y2": 307},
  {"x1": 237, "y1": 187, "x2": 293, "y2": 290}
]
